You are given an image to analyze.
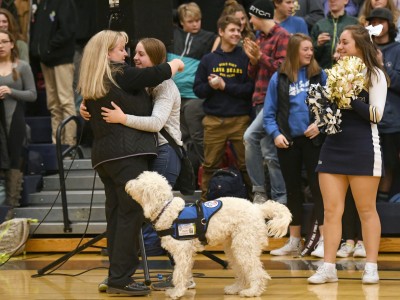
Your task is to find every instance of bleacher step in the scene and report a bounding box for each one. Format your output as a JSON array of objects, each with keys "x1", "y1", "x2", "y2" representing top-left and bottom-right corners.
[
  {"x1": 14, "y1": 205, "x2": 106, "y2": 222},
  {"x1": 27, "y1": 190, "x2": 106, "y2": 205},
  {"x1": 29, "y1": 222, "x2": 106, "y2": 235}
]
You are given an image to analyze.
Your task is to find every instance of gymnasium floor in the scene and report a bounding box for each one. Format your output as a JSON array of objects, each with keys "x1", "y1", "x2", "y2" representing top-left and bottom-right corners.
[{"x1": 1, "y1": 252, "x2": 399, "y2": 299}]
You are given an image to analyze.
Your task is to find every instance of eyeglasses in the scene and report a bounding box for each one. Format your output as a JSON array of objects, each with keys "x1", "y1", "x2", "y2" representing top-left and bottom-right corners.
[{"x1": 0, "y1": 40, "x2": 10, "y2": 45}]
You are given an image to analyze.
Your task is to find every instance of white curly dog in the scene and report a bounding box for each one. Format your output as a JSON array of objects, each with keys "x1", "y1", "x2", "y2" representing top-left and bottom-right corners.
[{"x1": 126, "y1": 171, "x2": 292, "y2": 299}]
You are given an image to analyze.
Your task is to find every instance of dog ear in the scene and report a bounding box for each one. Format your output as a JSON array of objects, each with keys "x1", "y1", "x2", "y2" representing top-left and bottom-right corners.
[{"x1": 125, "y1": 179, "x2": 135, "y2": 197}]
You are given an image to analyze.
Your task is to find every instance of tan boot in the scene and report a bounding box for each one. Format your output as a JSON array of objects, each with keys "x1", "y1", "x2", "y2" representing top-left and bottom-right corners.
[{"x1": 5, "y1": 169, "x2": 24, "y2": 208}]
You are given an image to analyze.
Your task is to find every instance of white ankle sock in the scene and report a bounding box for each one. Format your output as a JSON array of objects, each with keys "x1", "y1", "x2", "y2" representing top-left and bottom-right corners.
[
  {"x1": 323, "y1": 262, "x2": 336, "y2": 271},
  {"x1": 365, "y1": 262, "x2": 378, "y2": 270},
  {"x1": 290, "y1": 236, "x2": 301, "y2": 244}
]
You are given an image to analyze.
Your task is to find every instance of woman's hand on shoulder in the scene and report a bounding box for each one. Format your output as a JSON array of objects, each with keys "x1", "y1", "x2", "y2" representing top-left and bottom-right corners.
[
  {"x1": 80, "y1": 100, "x2": 91, "y2": 121},
  {"x1": 101, "y1": 101, "x2": 127, "y2": 124}
]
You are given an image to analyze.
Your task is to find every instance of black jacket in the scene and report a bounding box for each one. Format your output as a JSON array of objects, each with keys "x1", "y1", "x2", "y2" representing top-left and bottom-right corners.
[
  {"x1": 86, "y1": 63, "x2": 172, "y2": 168},
  {"x1": 30, "y1": 0, "x2": 77, "y2": 67},
  {"x1": 87, "y1": 86, "x2": 158, "y2": 168}
]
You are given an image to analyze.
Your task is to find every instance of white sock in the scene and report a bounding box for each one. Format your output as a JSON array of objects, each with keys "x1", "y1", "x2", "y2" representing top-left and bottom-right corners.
[
  {"x1": 365, "y1": 262, "x2": 378, "y2": 270},
  {"x1": 289, "y1": 236, "x2": 301, "y2": 244},
  {"x1": 323, "y1": 262, "x2": 336, "y2": 271}
]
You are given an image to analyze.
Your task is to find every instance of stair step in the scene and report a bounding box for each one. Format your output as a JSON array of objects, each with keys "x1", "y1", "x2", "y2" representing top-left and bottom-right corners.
[
  {"x1": 14, "y1": 205, "x2": 106, "y2": 222},
  {"x1": 27, "y1": 190, "x2": 106, "y2": 205},
  {"x1": 43, "y1": 172, "x2": 104, "y2": 191},
  {"x1": 62, "y1": 158, "x2": 93, "y2": 170},
  {"x1": 26, "y1": 190, "x2": 200, "y2": 205},
  {"x1": 29, "y1": 222, "x2": 107, "y2": 235},
  {"x1": 17, "y1": 154, "x2": 203, "y2": 236}
]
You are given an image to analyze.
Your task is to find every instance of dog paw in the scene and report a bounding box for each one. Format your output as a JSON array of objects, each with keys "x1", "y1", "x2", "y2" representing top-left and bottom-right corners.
[
  {"x1": 238, "y1": 288, "x2": 262, "y2": 298},
  {"x1": 166, "y1": 287, "x2": 185, "y2": 299},
  {"x1": 224, "y1": 284, "x2": 241, "y2": 295}
]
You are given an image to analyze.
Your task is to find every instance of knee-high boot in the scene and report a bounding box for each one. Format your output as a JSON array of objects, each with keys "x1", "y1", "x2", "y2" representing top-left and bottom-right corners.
[{"x1": 5, "y1": 169, "x2": 24, "y2": 208}]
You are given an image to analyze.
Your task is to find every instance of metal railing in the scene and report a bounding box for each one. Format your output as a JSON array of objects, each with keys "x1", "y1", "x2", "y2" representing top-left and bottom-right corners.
[{"x1": 55, "y1": 116, "x2": 84, "y2": 233}]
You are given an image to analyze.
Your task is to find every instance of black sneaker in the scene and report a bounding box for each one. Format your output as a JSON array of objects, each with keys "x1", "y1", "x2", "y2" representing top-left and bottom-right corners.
[{"x1": 107, "y1": 281, "x2": 150, "y2": 296}]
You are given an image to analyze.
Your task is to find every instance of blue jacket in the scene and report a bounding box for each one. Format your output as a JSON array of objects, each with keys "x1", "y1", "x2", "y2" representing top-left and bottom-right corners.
[
  {"x1": 193, "y1": 46, "x2": 254, "y2": 117},
  {"x1": 378, "y1": 41, "x2": 400, "y2": 133},
  {"x1": 263, "y1": 68, "x2": 327, "y2": 140}
]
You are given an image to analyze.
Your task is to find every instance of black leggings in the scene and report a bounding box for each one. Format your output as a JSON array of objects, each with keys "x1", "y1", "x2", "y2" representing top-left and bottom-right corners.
[{"x1": 277, "y1": 136, "x2": 324, "y2": 226}]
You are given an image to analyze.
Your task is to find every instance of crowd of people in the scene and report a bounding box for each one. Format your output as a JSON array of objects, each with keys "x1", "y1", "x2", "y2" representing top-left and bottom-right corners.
[{"x1": 1, "y1": 0, "x2": 399, "y2": 296}]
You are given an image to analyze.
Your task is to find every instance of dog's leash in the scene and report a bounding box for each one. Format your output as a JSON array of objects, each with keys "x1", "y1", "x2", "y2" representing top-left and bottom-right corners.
[{"x1": 152, "y1": 198, "x2": 173, "y2": 227}]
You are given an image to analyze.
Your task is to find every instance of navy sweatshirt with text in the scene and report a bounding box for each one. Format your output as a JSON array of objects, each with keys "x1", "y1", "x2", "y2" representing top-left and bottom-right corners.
[{"x1": 193, "y1": 46, "x2": 254, "y2": 117}]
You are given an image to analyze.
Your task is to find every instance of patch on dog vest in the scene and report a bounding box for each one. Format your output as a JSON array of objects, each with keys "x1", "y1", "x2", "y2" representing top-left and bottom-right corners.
[{"x1": 157, "y1": 200, "x2": 222, "y2": 244}]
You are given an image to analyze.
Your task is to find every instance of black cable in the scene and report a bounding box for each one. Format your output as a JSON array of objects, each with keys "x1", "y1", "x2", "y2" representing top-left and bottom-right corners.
[
  {"x1": 31, "y1": 167, "x2": 98, "y2": 277},
  {"x1": 0, "y1": 125, "x2": 89, "y2": 268}
]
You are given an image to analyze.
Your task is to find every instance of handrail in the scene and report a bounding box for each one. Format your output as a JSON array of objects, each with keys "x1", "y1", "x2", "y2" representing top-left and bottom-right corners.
[{"x1": 55, "y1": 116, "x2": 83, "y2": 233}]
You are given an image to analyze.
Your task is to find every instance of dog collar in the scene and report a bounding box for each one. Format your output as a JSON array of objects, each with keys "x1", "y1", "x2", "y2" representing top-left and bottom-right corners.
[{"x1": 152, "y1": 198, "x2": 173, "y2": 226}]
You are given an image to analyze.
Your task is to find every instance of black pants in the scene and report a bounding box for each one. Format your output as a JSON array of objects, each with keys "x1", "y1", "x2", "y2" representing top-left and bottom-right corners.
[
  {"x1": 96, "y1": 156, "x2": 149, "y2": 286},
  {"x1": 277, "y1": 136, "x2": 324, "y2": 226}
]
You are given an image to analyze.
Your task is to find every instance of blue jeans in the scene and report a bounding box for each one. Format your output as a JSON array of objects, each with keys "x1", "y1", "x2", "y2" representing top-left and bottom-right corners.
[
  {"x1": 243, "y1": 108, "x2": 287, "y2": 204},
  {"x1": 151, "y1": 143, "x2": 181, "y2": 187}
]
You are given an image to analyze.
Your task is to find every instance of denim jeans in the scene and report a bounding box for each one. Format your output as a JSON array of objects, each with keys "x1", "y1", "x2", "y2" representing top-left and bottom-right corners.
[
  {"x1": 243, "y1": 108, "x2": 287, "y2": 204},
  {"x1": 151, "y1": 143, "x2": 181, "y2": 187}
]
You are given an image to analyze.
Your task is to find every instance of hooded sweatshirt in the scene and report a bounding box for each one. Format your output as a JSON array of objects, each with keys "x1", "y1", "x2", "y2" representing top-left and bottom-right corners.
[{"x1": 193, "y1": 46, "x2": 254, "y2": 117}]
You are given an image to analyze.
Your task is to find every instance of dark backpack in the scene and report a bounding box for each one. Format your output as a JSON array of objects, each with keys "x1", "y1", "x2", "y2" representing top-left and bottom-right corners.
[{"x1": 206, "y1": 167, "x2": 247, "y2": 200}]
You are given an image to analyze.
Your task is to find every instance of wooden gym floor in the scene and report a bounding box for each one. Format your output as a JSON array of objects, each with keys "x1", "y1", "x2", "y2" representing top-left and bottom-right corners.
[{"x1": 1, "y1": 251, "x2": 399, "y2": 299}]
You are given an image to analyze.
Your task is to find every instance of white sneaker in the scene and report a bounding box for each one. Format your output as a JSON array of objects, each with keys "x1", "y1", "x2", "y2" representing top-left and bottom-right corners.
[
  {"x1": 337, "y1": 242, "x2": 355, "y2": 258},
  {"x1": 362, "y1": 266, "x2": 379, "y2": 284},
  {"x1": 311, "y1": 240, "x2": 324, "y2": 258},
  {"x1": 308, "y1": 264, "x2": 338, "y2": 284},
  {"x1": 353, "y1": 241, "x2": 367, "y2": 258},
  {"x1": 270, "y1": 239, "x2": 301, "y2": 256}
]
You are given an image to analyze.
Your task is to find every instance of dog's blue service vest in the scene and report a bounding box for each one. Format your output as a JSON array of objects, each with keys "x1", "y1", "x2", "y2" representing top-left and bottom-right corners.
[{"x1": 156, "y1": 200, "x2": 222, "y2": 245}]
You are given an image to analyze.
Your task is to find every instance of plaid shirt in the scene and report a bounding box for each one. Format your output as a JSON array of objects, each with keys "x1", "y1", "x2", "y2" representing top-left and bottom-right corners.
[{"x1": 248, "y1": 24, "x2": 290, "y2": 106}]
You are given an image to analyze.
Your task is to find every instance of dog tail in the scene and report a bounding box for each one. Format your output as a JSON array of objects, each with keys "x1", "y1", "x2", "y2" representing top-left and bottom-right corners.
[{"x1": 259, "y1": 200, "x2": 292, "y2": 238}]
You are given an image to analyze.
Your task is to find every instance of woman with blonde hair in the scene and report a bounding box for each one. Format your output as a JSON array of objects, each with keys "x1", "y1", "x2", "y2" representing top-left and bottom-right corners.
[{"x1": 77, "y1": 30, "x2": 183, "y2": 296}]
